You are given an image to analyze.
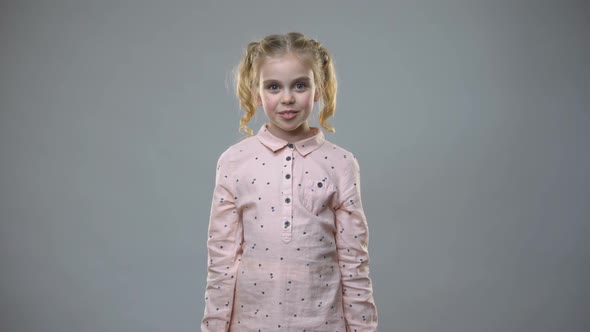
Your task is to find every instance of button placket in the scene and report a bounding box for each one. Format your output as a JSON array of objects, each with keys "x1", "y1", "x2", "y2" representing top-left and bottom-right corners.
[{"x1": 281, "y1": 144, "x2": 295, "y2": 243}]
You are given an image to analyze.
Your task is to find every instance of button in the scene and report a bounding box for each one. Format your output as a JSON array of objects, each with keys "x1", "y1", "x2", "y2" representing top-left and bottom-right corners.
[
  {"x1": 285, "y1": 198, "x2": 291, "y2": 203},
  {"x1": 288, "y1": 143, "x2": 294, "y2": 149},
  {"x1": 284, "y1": 221, "x2": 290, "y2": 228},
  {"x1": 286, "y1": 156, "x2": 291, "y2": 161},
  {"x1": 317, "y1": 182, "x2": 323, "y2": 188},
  {"x1": 285, "y1": 174, "x2": 291, "y2": 179}
]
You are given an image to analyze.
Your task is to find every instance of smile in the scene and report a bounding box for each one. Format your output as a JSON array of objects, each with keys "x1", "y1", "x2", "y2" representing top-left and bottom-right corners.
[{"x1": 278, "y1": 110, "x2": 298, "y2": 120}]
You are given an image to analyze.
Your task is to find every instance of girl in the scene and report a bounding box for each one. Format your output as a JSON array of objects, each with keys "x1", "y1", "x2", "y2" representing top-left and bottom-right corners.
[{"x1": 202, "y1": 32, "x2": 378, "y2": 331}]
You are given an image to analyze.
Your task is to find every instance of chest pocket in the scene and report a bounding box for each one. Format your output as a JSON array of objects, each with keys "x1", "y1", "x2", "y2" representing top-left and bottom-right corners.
[{"x1": 298, "y1": 178, "x2": 336, "y2": 214}]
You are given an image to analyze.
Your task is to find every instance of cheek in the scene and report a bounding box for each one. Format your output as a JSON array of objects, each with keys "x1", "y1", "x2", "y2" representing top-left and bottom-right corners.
[
  {"x1": 303, "y1": 94, "x2": 316, "y2": 107},
  {"x1": 262, "y1": 95, "x2": 278, "y2": 107}
]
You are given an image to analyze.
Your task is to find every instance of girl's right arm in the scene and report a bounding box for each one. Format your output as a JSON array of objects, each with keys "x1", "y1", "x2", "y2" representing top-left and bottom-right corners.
[{"x1": 201, "y1": 151, "x2": 243, "y2": 332}]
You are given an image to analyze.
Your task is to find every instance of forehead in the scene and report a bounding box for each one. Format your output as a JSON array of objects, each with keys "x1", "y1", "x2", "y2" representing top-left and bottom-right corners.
[{"x1": 258, "y1": 53, "x2": 314, "y2": 80}]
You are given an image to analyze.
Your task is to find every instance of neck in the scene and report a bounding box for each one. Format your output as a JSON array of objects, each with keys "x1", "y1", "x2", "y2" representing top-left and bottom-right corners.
[{"x1": 266, "y1": 123, "x2": 315, "y2": 143}]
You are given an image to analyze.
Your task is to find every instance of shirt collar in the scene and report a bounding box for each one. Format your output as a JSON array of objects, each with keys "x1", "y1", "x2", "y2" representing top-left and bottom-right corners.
[{"x1": 256, "y1": 124, "x2": 325, "y2": 156}]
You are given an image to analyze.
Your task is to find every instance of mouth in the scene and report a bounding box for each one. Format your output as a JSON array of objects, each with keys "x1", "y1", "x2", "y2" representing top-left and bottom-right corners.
[{"x1": 278, "y1": 110, "x2": 299, "y2": 120}]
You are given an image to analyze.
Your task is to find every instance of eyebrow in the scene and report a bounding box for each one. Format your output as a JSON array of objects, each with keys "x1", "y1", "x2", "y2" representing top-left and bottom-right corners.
[{"x1": 262, "y1": 77, "x2": 312, "y2": 85}]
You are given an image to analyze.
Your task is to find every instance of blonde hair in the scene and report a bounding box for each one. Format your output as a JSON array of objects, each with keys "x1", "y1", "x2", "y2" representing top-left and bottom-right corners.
[{"x1": 235, "y1": 32, "x2": 337, "y2": 136}]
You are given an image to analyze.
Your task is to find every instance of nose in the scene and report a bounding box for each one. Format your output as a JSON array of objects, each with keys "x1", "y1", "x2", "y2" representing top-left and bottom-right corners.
[{"x1": 281, "y1": 91, "x2": 295, "y2": 104}]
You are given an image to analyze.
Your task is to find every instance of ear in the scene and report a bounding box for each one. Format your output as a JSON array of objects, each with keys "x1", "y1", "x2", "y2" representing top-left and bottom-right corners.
[
  {"x1": 314, "y1": 88, "x2": 321, "y2": 102},
  {"x1": 254, "y1": 89, "x2": 263, "y2": 106}
]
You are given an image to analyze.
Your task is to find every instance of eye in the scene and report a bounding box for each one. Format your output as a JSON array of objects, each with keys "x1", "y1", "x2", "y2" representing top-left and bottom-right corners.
[
  {"x1": 267, "y1": 84, "x2": 280, "y2": 91},
  {"x1": 295, "y1": 82, "x2": 307, "y2": 90}
]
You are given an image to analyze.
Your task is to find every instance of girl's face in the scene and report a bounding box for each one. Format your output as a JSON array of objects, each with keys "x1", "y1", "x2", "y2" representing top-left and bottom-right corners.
[{"x1": 256, "y1": 52, "x2": 319, "y2": 141}]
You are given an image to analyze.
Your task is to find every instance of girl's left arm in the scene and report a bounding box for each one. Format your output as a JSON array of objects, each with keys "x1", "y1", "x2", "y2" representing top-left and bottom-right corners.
[{"x1": 334, "y1": 156, "x2": 378, "y2": 332}]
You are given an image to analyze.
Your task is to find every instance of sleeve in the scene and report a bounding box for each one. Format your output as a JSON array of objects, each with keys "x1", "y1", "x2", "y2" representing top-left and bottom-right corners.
[
  {"x1": 201, "y1": 151, "x2": 243, "y2": 332},
  {"x1": 334, "y1": 156, "x2": 378, "y2": 331}
]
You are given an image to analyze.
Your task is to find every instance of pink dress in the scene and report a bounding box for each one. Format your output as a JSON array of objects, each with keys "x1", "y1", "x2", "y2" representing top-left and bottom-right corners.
[{"x1": 202, "y1": 124, "x2": 378, "y2": 331}]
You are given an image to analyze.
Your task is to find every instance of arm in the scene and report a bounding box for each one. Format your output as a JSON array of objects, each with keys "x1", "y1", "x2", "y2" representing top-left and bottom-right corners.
[
  {"x1": 201, "y1": 152, "x2": 243, "y2": 332},
  {"x1": 334, "y1": 156, "x2": 378, "y2": 331}
]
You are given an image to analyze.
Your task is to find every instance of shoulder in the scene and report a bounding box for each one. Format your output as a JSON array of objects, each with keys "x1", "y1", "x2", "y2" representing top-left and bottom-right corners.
[
  {"x1": 216, "y1": 135, "x2": 260, "y2": 167},
  {"x1": 322, "y1": 139, "x2": 355, "y2": 156},
  {"x1": 321, "y1": 139, "x2": 360, "y2": 169}
]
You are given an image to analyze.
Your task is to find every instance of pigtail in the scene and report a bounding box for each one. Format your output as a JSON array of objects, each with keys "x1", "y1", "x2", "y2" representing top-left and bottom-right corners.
[
  {"x1": 236, "y1": 42, "x2": 259, "y2": 136},
  {"x1": 317, "y1": 46, "x2": 337, "y2": 133}
]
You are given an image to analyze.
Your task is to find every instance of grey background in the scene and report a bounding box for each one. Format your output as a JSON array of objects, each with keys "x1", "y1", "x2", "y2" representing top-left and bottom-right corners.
[{"x1": 1, "y1": 0, "x2": 589, "y2": 331}]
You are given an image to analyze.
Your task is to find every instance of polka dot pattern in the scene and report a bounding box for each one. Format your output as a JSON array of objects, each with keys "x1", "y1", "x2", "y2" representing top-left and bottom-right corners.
[{"x1": 202, "y1": 124, "x2": 378, "y2": 331}]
